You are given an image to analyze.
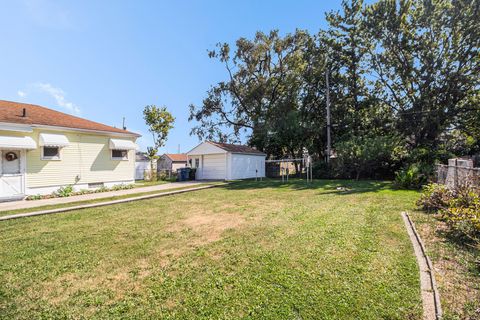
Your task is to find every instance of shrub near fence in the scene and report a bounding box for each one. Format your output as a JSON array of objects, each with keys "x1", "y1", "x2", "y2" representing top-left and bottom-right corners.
[
  {"x1": 138, "y1": 169, "x2": 176, "y2": 182},
  {"x1": 425, "y1": 159, "x2": 480, "y2": 243}
]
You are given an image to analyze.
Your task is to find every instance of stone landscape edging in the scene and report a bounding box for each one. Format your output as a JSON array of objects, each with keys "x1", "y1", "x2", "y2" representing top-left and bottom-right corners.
[{"x1": 402, "y1": 211, "x2": 442, "y2": 320}]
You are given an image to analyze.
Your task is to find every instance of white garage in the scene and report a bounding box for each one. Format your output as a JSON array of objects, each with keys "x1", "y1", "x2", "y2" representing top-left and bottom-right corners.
[{"x1": 186, "y1": 141, "x2": 266, "y2": 180}]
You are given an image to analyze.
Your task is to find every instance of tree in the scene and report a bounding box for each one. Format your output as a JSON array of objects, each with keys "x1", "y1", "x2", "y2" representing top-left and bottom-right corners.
[
  {"x1": 324, "y1": 0, "x2": 373, "y2": 136},
  {"x1": 333, "y1": 133, "x2": 405, "y2": 179},
  {"x1": 143, "y1": 105, "x2": 175, "y2": 180},
  {"x1": 363, "y1": 0, "x2": 480, "y2": 156},
  {"x1": 189, "y1": 30, "x2": 343, "y2": 163},
  {"x1": 189, "y1": 0, "x2": 480, "y2": 180}
]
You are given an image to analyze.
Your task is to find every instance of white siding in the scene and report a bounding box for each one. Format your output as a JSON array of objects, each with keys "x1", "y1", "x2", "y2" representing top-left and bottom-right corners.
[
  {"x1": 171, "y1": 162, "x2": 187, "y2": 171},
  {"x1": 200, "y1": 154, "x2": 226, "y2": 180},
  {"x1": 187, "y1": 142, "x2": 226, "y2": 155},
  {"x1": 229, "y1": 154, "x2": 266, "y2": 180},
  {"x1": 25, "y1": 130, "x2": 136, "y2": 188}
]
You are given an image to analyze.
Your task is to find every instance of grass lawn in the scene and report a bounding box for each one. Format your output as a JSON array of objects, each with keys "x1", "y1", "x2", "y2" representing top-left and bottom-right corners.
[
  {"x1": 0, "y1": 179, "x2": 422, "y2": 319},
  {"x1": 134, "y1": 179, "x2": 172, "y2": 188},
  {"x1": 0, "y1": 184, "x2": 212, "y2": 218}
]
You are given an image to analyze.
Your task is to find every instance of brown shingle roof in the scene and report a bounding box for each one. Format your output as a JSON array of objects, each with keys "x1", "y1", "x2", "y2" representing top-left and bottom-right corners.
[
  {"x1": 0, "y1": 100, "x2": 139, "y2": 136},
  {"x1": 208, "y1": 141, "x2": 265, "y2": 155},
  {"x1": 164, "y1": 153, "x2": 187, "y2": 162}
]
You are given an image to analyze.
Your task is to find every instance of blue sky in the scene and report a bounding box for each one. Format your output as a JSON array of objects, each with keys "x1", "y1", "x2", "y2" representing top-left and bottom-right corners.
[{"x1": 0, "y1": 0, "x2": 346, "y2": 153}]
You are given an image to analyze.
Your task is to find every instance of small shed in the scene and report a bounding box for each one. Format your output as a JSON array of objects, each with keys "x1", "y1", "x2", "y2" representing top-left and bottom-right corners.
[
  {"x1": 157, "y1": 153, "x2": 188, "y2": 172},
  {"x1": 187, "y1": 141, "x2": 266, "y2": 180}
]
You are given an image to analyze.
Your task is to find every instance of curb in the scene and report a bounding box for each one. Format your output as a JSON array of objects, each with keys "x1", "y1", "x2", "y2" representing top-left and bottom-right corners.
[
  {"x1": 0, "y1": 185, "x2": 217, "y2": 221},
  {"x1": 402, "y1": 212, "x2": 442, "y2": 320}
]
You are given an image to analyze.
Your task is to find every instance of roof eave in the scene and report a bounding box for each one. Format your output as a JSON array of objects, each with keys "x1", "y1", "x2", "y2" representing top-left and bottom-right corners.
[
  {"x1": 231, "y1": 152, "x2": 267, "y2": 156},
  {"x1": 30, "y1": 124, "x2": 141, "y2": 137}
]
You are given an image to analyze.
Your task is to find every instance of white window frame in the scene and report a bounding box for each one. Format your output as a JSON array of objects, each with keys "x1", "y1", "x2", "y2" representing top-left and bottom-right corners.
[
  {"x1": 111, "y1": 149, "x2": 129, "y2": 161},
  {"x1": 41, "y1": 146, "x2": 61, "y2": 161}
]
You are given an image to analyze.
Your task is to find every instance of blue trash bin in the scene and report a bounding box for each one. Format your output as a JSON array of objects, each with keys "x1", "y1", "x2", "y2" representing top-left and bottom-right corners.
[{"x1": 177, "y1": 168, "x2": 191, "y2": 181}]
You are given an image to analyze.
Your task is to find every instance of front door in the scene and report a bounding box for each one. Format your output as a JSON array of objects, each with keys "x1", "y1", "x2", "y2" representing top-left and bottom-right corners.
[{"x1": 0, "y1": 150, "x2": 24, "y2": 199}]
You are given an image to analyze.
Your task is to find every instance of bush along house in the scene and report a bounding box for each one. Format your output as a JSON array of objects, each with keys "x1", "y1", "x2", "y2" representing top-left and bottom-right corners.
[{"x1": 0, "y1": 100, "x2": 140, "y2": 201}]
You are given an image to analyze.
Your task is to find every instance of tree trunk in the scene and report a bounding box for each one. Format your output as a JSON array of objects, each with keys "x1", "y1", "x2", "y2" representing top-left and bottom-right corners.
[{"x1": 150, "y1": 159, "x2": 157, "y2": 181}]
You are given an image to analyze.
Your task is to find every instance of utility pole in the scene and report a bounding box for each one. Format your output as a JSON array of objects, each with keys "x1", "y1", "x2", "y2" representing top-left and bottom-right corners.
[{"x1": 325, "y1": 58, "x2": 332, "y2": 164}]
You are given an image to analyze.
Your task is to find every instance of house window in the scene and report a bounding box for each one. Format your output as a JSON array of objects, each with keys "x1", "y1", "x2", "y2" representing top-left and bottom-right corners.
[
  {"x1": 42, "y1": 146, "x2": 60, "y2": 160},
  {"x1": 195, "y1": 158, "x2": 200, "y2": 168},
  {"x1": 188, "y1": 159, "x2": 192, "y2": 167},
  {"x1": 88, "y1": 182, "x2": 104, "y2": 189},
  {"x1": 112, "y1": 149, "x2": 128, "y2": 160}
]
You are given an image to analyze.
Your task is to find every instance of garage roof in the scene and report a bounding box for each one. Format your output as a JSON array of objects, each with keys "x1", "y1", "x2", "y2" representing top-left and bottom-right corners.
[
  {"x1": 164, "y1": 153, "x2": 188, "y2": 162},
  {"x1": 208, "y1": 141, "x2": 265, "y2": 155}
]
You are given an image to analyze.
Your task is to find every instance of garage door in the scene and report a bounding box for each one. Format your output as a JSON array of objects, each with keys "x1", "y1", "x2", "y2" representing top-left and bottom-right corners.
[{"x1": 201, "y1": 154, "x2": 226, "y2": 180}]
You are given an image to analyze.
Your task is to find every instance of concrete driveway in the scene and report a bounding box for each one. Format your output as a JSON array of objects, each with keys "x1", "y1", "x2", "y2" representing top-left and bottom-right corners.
[{"x1": 0, "y1": 181, "x2": 205, "y2": 212}]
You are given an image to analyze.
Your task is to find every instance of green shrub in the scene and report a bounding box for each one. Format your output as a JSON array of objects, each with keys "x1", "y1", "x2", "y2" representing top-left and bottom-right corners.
[
  {"x1": 97, "y1": 186, "x2": 109, "y2": 193},
  {"x1": 442, "y1": 206, "x2": 480, "y2": 238},
  {"x1": 332, "y1": 134, "x2": 406, "y2": 180},
  {"x1": 451, "y1": 184, "x2": 480, "y2": 208},
  {"x1": 26, "y1": 194, "x2": 42, "y2": 201},
  {"x1": 55, "y1": 185, "x2": 74, "y2": 197},
  {"x1": 158, "y1": 171, "x2": 170, "y2": 181},
  {"x1": 416, "y1": 183, "x2": 452, "y2": 212},
  {"x1": 442, "y1": 189, "x2": 480, "y2": 241},
  {"x1": 312, "y1": 161, "x2": 330, "y2": 179},
  {"x1": 76, "y1": 189, "x2": 92, "y2": 195},
  {"x1": 394, "y1": 163, "x2": 431, "y2": 189},
  {"x1": 111, "y1": 184, "x2": 134, "y2": 191}
]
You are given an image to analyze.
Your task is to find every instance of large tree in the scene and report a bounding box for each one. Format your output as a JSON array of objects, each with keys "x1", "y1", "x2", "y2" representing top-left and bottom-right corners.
[
  {"x1": 189, "y1": 30, "x2": 319, "y2": 160},
  {"x1": 324, "y1": 0, "x2": 372, "y2": 136},
  {"x1": 189, "y1": 0, "x2": 480, "y2": 179},
  {"x1": 363, "y1": 0, "x2": 480, "y2": 155}
]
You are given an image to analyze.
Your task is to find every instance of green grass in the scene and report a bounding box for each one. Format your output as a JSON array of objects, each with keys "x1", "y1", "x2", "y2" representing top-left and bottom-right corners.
[
  {"x1": 0, "y1": 184, "x2": 211, "y2": 217},
  {"x1": 133, "y1": 179, "x2": 171, "y2": 188},
  {"x1": 0, "y1": 179, "x2": 422, "y2": 319}
]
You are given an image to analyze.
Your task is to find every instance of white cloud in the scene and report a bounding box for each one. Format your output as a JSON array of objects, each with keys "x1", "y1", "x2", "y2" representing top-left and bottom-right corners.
[
  {"x1": 33, "y1": 82, "x2": 81, "y2": 115},
  {"x1": 17, "y1": 90, "x2": 27, "y2": 98}
]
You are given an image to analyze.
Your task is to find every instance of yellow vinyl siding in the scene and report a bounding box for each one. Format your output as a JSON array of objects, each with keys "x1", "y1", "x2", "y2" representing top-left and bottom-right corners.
[{"x1": 0, "y1": 129, "x2": 136, "y2": 188}]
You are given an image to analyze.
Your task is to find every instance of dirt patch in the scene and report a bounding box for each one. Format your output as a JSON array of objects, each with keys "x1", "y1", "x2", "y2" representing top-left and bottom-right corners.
[
  {"x1": 36, "y1": 257, "x2": 155, "y2": 306},
  {"x1": 172, "y1": 212, "x2": 245, "y2": 244},
  {"x1": 38, "y1": 213, "x2": 248, "y2": 306},
  {"x1": 414, "y1": 215, "x2": 480, "y2": 318}
]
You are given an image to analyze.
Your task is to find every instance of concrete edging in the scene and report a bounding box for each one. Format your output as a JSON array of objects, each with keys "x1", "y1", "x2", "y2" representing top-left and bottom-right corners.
[
  {"x1": 0, "y1": 185, "x2": 217, "y2": 221},
  {"x1": 402, "y1": 211, "x2": 442, "y2": 320}
]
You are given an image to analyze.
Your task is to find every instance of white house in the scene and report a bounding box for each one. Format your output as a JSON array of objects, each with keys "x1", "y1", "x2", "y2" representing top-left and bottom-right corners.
[
  {"x1": 0, "y1": 100, "x2": 139, "y2": 200},
  {"x1": 186, "y1": 141, "x2": 266, "y2": 180}
]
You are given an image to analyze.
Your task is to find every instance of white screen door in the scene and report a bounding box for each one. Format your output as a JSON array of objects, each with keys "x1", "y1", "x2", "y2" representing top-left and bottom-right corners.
[{"x1": 0, "y1": 150, "x2": 24, "y2": 198}]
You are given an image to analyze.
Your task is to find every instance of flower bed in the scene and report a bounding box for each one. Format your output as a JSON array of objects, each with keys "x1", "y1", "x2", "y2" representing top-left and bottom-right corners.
[{"x1": 26, "y1": 184, "x2": 134, "y2": 201}]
